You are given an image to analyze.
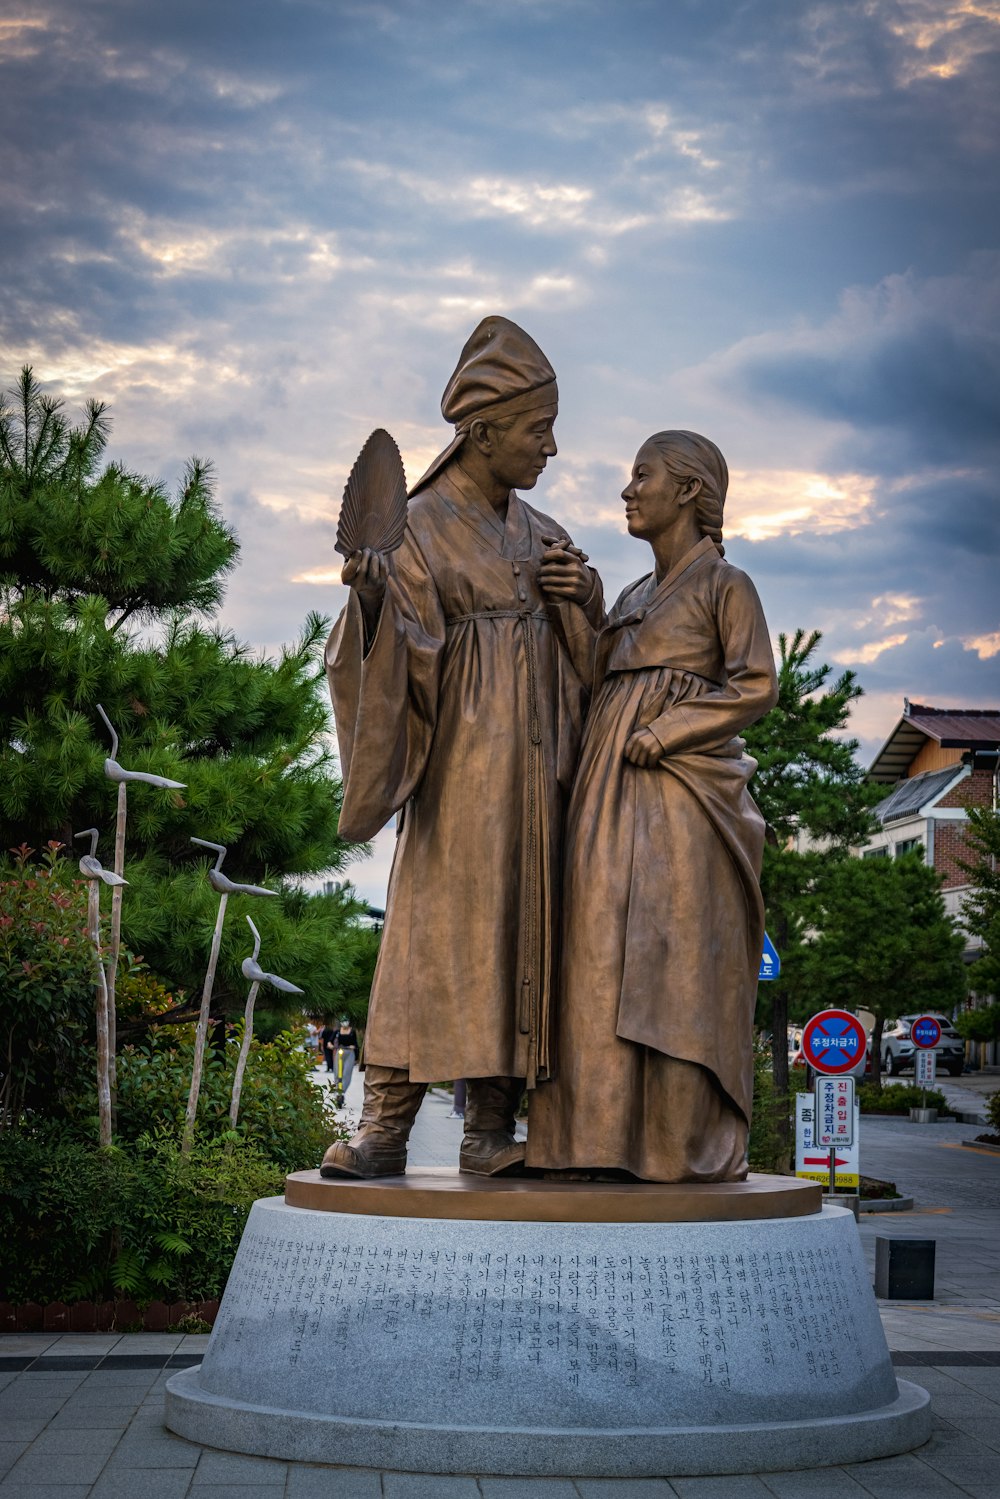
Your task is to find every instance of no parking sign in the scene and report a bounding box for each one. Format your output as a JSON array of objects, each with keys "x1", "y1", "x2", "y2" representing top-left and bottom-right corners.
[
  {"x1": 911, "y1": 1014, "x2": 941, "y2": 1094},
  {"x1": 911, "y1": 1014, "x2": 942, "y2": 1049},
  {"x1": 800, "y1": 1009, "x2": 867, "y2": 1077}
]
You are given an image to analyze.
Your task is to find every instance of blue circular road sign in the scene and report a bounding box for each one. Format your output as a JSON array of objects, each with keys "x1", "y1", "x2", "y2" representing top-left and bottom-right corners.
[
  {"x1": 911, "y1": 1014, "x2": 942, "y2": 1049},
  {"x1": 801, "y1": 1009, "x2": 867, "y2": 1076}
]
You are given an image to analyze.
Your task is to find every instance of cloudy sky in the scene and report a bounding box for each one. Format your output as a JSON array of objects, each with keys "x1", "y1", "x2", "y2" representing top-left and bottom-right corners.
[{"x1": 2, "y1": 0, "x2": 999, "y2": 901}]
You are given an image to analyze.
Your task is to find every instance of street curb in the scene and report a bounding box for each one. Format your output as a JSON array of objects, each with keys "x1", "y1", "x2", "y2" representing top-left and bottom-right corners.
[
  {"x1": 859, "y1": 1113, "x2": 955, "y2": 1122},
  {"x1": 860, "y1": 1112, "x2": 993, "y2": 1126},
  {"x1": 961, "y1": 1139, "x2": 1000, "y2": 1156},
  {"x1": 860, "y1": 1197, "x2": 914, "y2": 1213}
]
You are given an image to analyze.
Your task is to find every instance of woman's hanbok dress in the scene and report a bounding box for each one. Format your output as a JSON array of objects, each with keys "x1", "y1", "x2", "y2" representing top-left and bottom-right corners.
[{"x1": 526, "y1": 535, "x2": 778, "y2": 1181}]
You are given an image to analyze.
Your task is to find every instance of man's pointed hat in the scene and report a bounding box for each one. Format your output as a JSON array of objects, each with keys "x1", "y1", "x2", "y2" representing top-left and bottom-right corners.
[{"x1": 409, "y1": 316, "x2": 558, "y2": 496}]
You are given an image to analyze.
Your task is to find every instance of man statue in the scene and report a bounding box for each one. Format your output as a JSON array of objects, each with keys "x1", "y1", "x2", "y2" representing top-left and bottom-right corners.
[{"x1": 321, "y1": 316, "x2": 601, "y2": 1179}]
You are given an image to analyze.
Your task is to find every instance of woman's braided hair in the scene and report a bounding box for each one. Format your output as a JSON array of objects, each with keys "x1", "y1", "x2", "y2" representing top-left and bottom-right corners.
[{"x1": 648, "y1": 430, "x2": 728, "y2": 556}]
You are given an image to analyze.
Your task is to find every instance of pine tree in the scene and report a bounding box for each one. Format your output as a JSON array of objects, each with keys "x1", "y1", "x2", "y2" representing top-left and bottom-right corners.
[
  {"x1": 959, "y1": 804, "x2": 1000, "y2": 1035},
  {"x1": 0, "y1": 368, "x2": 373, "y2": 1024},
  {"x1": 797, "y1": 852, "x2": 967, "y2": 1076},
  {"x1": 742, "y1": 629, "x2": 882, "y2": 1159}
]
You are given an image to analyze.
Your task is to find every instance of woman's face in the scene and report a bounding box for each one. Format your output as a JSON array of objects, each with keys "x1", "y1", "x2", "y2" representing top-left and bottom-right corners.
[
  {"x1": 622, "y1": 441, "x2": 688, "y2": 540},
  {"x1": 485, "y1": 404, "x2": 558, "y2": 492}
]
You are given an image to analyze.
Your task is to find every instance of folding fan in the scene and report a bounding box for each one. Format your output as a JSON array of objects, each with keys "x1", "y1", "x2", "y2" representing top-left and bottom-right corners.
[{"x1": 335, "y1": 428, "x2": 408, "y2": 558}]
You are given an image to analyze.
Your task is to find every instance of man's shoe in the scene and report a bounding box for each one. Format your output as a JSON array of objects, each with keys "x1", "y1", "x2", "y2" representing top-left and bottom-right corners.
[
  {"x1": 459, "y1": 1130, "x2": 525, "y2": 1176},
  {"x1": 320, "y1": 1139, "x2": 406, "y2": 1178},
  {"x1": 319, "y1": 1065, "x2": 426, "y2": 1179}
]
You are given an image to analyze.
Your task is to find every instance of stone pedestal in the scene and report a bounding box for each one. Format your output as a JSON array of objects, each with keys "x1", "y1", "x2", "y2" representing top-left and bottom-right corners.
[{"x1": 165, "y1": 1172, "x2": 930, "y2": 1477}]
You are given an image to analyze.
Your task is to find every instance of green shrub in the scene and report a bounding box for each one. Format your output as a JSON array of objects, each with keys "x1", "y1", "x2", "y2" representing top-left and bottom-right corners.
[
  {"x1": 0, "y1": 1125, "x2": 283, "y2": 1302},
  {"x1": 59, "y1": 1024, "x2": 341, "y2": 1174},
  {"x1": 0, "y1": 844, "x2": 97, "y2": 1125},
  {"x1": 986, "y1": 1091, "x2": 1000, "y2": 1135},
  {"x1": 857, "y1": 1081, "x2": 948, "y2": 1114},
  {"x1": 0, "y1": 1021, "x2": 348, "y2": 1303},
  {"x1": 748, "y1": 1039, "x2": 808, "y2": 1170},
  {"x1": 954, "y1": 1004, "x2": 1000, "y2": 1044}
]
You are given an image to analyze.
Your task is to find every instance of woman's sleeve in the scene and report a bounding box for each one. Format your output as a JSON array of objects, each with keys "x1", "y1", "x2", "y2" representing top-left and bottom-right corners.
[
  {"x1": 325, "y1": 535, "x2": 445, "y2": 840},
  {"x1": 646, "y1": 569, "x2": 778, "y2": 756}
]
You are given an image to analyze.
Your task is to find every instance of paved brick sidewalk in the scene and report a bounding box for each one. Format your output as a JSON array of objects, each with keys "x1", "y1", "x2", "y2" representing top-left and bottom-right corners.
[
  {"x1": 4, "y1": 1311, "x2": 1000, "y2": 1495},
  {"x1": 4, "y1": 1102, "x2": 999, "y2": 1495}
]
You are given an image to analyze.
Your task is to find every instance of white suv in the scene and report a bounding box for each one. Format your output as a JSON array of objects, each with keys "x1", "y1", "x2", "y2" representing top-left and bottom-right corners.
[{"x1": 880, "y1": 1014, "x2": 966, "y2": 1077}]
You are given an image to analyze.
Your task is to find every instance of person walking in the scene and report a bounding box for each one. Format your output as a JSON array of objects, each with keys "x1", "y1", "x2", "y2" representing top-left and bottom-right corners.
[
  {"x1": 331, "y1": 1017, "x2": 359, "y2": 1105},
  {"x1": 319, "y1": 1019, "x2": 340, "y2": 1072},
  {"x1": 447, "y1": 1079, "x2": 467, "y2": 1120}
]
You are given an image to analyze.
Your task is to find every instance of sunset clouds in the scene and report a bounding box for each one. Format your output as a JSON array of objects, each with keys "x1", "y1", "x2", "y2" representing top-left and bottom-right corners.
[{"x1": 1, "y1": 0, "x2": 998, "y2": 897}]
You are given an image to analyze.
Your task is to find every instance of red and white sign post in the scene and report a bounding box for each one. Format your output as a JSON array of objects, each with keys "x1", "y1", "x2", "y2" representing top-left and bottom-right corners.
[
  {"x1": 815, "y1": 1075, "x2": 856, "y2": 1147},
  {"x1": 911, "y1": 1013, "x2": 941, "y2": 1110},
  {"x1": 915, "y1": 1049, "x2": 937, "y2": 1089},
  {"x1": 795, "y1": 1094, "x2": 860, "y2": 1190},
  {"x1": 815, "y1": 1076, "x2": 856, "y2": 1194},
  {"x1": 801, "y1": 1009, "x2": 866, "y2": 1194}
]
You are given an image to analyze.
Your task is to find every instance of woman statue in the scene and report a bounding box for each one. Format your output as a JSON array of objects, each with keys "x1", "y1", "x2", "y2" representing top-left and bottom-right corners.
[{"x1": 526, "y1": 431, "x2": 778, "y2": 1182}]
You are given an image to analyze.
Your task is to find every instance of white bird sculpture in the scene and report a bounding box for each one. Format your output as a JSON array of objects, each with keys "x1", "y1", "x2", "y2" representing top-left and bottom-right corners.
[
  {"x1": 241, "y1": 915, "x2": 305, "y2": 995},
  {"x1": 95, "y1": 703, "x2": 187, "y2": 1094},
  {"x1": 96, "y1": 704, "x2": 186, "y2": 790},
  {"x1": 190, "y1": 837, "x2": 278, "y2": 899},
  {"x1": 73, "y1": 828, "x2": 120, "y2": 1147},
  {"x1": 183, "y1": 838, "x2": 278, "y2": 1153},
  {"x1": 229, "y1": 916, "x2": 304, "y2": 1128},
  {"x1": 74, "y1": 827, "x2": 129, "y2": 887}
]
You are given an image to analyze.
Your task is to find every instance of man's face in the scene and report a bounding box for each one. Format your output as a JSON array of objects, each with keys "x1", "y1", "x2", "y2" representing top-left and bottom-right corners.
[{"x1": 487, "y1": 405, "x2": 558, "y2": 491}]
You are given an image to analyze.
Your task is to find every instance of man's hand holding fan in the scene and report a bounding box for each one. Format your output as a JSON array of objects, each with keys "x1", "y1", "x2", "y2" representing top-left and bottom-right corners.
[{"x1": 336, "y1": 429, "x2": 408, "y2": 608}]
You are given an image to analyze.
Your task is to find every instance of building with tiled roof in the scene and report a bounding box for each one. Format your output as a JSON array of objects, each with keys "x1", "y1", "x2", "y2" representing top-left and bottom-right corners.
[
  {"x1": 868, "y1": 703, "x2": 1000, "y2": 786},
  {"x1": 861, "y1": 701, "x2": 1000, "y2": 1054}
]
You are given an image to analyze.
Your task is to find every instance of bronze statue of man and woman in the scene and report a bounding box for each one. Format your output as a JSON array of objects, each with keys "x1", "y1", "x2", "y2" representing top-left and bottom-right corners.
[{"x1": 321, "y1": 316, "x2": 778, "y2": 1187}]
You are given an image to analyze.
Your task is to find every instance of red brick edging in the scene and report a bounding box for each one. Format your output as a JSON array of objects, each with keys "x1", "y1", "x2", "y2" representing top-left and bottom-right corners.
[{"x1": 0, "y1": 1299, "x2": 220, "y2": 1332}]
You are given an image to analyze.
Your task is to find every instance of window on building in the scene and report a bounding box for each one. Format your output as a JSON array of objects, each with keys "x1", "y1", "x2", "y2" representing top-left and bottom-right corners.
[
  {"x1": 895, "y1": 838, "x2": 922, "y2": 857},
  {"x1": 863, "y1": 846, "x2": 890, "y2": 858}
]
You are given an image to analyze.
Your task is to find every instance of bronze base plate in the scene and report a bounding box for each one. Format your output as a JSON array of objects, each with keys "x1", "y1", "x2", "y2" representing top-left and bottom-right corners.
[{"x1": 284, "y1": 1167, "x2": 821, "y2": 1223}]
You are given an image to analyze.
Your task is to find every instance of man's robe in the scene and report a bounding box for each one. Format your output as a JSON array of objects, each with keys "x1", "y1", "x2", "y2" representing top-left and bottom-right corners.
[{"x1": 326, "y1": 463, "x2": 601, "y2": 1085}]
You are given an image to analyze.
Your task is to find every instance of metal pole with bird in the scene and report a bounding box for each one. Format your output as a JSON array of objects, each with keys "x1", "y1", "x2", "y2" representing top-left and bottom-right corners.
[
  {"x1": 229, "y1": 915, "x2": 303, "y2": 1130},
  {"x1": 95, "y1": 704, "x2": 185, "y2": 1111},
  {"x1": 183, "y1": 838, "x2": 278, "y2": 1153},
  {"x1": 74, "y1": 828, "x2": 128, "y2": 1148}
]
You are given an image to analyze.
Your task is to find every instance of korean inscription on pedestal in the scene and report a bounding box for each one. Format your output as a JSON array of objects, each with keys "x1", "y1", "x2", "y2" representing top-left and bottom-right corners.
[{"x1": 212, "y1": 1225, "x2": 868, "y2": 1398}]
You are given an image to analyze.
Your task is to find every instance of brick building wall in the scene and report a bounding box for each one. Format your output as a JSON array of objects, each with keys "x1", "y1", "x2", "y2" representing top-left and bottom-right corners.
[
  {"x1": 933, "y1": 819, "x2": 976, "y2": 890},
  {"x1": 937, "y1": 768, "x2": 995, "y2": 810},
  {"x1": 931, "y1": 769, "x2": 995, "y2": 888}
]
